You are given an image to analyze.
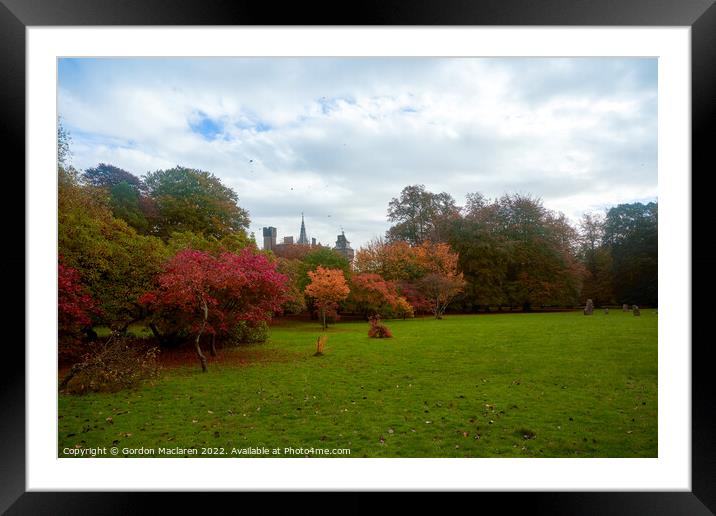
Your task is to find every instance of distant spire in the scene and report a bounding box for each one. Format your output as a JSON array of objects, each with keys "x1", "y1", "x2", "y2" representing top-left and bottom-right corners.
[{"x1": 298, "y1": 212, "x2": 309, "y2": 245}]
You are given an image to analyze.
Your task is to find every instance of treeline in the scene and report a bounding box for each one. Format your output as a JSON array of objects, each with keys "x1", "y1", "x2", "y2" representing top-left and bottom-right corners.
[
  {"x1": 58, "y1": 124, "x2": 656, "y2": 368},
  {"x1": 379, "y1": 184, "x2": 658, "y2": 311}
]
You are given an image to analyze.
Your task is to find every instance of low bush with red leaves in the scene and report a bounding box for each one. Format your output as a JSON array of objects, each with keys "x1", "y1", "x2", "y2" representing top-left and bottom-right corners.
[{"x1": 367, "y1": 315, "x2": 393, "y2": 338}]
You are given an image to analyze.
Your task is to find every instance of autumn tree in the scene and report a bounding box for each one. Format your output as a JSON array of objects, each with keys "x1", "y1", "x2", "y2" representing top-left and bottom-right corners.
[
  {"x1": 348, "y1": 273, "x2": 413, "y2": 319},
  {"x1": 140, "y1": 250, "x2": 215, "y2": 371},
  {"x1": 298, "y1": 248, "x2": 352, "y2": 319},
  {"x1": 299, "y1": 247, "x2": 351, "y2": 286},
  {"x1": 354, "y1": 238, "x2": 425, "y2": 281},
  {"x1": 354, "y1": 239, "x2": 462, "y2": 315},
  {"x1": 396, "y1": 281, "x2": 433, "y2": 315},
  {"x1": 417, "y1": 273, "x2": 466, "y2": 319},
  {"x1": 58, "y1": 259, "x2": 100, "y2": 362},
  {"x1": 413, "y1": 241, "x2": 466, "y2": 318},
  {"x1": 276, "y1": 258, "x2": 308, "y2": 315},
  {"x1": 59, "y1": 167, "x2": 168, "y2": 330},
  {"x1": 140, "y1": 249, "x2": 287, "y2": 371},
  {"x1": 304, "y1": 266, "x2": 350, "y2": 330}
]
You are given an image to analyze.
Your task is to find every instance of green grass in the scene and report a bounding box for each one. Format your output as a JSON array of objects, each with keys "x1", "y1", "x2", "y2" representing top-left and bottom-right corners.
[{"x1": 59, "y1": 310, "x2": 657, "y2": 458}]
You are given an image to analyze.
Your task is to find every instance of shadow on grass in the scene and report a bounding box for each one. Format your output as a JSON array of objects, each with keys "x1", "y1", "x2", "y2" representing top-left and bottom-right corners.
[{"x1": 158, "y1": 345, "x2": 306, "y2": 370}]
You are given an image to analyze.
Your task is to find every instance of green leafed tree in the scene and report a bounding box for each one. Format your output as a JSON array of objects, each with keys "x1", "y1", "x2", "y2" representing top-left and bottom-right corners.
[
  {"x1": 143, "y1": 166, "x2": 250, "y2": 240},
  {"x1": 603, "y1": 202, "x2": 658, "y2": 306},
  {"x1": 578, "y1": 213, "x2": 614, "y2": 306},
  {"x1": 81, "y1": 164, "x2": 157, "y2": 235},
  {"x1": 83, "y1": 163, "x2": 143, "y2": 190},
  {"x1": 386, "y1": 184, "x2": 460, "y2": 245},
  {"x1": 298, "y1": 247, "x2": 351, "y2": 292},
  {"x1": 166, "y1": 230, "x2": 254, "y2": 256},
  {"x1": 58, "y1": 168, "x2": 169, "y2": 330},
  {"x1": 450, "y1": 193, "x2": 583, "y2": 311}
]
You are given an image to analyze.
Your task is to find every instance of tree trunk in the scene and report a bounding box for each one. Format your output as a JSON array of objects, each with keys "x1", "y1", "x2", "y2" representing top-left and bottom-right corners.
[
  {"x1": 322, "y1": 307, "x2": 326, "y2": 331},
  {"x1": 148, "y1": 323, "x2": 164, "y2": 344},
  {"x1": 83, "y1": 326, "x2": 98, "y2": 342},
  {"x1": 195, "y1": 297, "x2": 209, "y2": 372},
  {"x1": 210, "y1": 333, "x2": 217, "y2": 357}
]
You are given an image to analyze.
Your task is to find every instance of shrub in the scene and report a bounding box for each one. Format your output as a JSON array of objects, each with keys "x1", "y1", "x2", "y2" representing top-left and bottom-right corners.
[
  {"x1": 58, "y1": 260, "x2": 101, "y2": 363},
  {"x1": 59, "y1": 335, "x2": 160, "y2": 395},
  {"x1": 368, "y1": 315, "x2": 393, "y2": 338},
  {"x1": 231, "y1": 320, "x2": 269, "y2": 345}
]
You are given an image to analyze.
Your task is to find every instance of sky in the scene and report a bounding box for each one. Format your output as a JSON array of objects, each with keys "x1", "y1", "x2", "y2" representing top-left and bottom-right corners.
[{"x1": 58, "y1": 57, "x2": 657, "y2": 250}]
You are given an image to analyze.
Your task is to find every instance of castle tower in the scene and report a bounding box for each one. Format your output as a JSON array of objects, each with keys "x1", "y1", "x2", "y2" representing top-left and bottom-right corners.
[
  {"x1": 297, "y1": 213, "x2": 309, "y2": 245},
  {"x1": 262, "y1": 226, "x2": 277, "y2": 251},
  {"x1": 333, "y1": 230, "x2": 354, "y2": 262}
]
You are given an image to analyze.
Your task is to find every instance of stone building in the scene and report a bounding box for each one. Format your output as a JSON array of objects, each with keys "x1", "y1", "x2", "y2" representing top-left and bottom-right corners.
[
  {"x1": 297, "y1": 213, "x2": 309, "y2": 245},
  {"x1": 333, "y1": 230, "x2": 354, "y2": 262},
  {"x1": 263, "y1": 214, "x2": 354, "y2": 263},
  {"x1": 263, "y1": 213, "x2": 316, "y2": 252},
  {"x1": 262, "y1": 226, "x2": 276, "y2": 251}
]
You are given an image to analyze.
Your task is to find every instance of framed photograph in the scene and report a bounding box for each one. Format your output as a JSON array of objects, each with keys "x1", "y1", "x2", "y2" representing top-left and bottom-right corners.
[{"x1": 5, "y1": 0, "x2": 714, "y2": 512}]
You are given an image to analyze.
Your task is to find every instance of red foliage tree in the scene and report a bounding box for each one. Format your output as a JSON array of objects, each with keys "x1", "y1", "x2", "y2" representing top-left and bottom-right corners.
[
  {"x1": 397, "y1": 281, "x2": 433, "y2": 315},
  {"x1": 58, "y1": 259, "x2": 100, "y2": 362},
  {"x1": 140, "y1": 249, "x2": 287, "y2": 371}
]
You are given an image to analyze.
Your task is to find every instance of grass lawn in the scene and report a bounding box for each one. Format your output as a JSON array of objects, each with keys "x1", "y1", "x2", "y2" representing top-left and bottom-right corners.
[{"x1": 58, "y1": 310, "x2": 657, "y2": 458}]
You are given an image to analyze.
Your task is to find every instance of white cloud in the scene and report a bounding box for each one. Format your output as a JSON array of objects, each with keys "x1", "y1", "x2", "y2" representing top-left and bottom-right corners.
[{"x1": 58, "y1": 57, "x2": 657, "y2": 249}]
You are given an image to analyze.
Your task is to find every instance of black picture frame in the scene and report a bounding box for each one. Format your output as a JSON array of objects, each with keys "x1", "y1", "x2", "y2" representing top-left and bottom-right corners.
[{"x1": 3, "y1": 0, "x2": 714, "y2": 513}]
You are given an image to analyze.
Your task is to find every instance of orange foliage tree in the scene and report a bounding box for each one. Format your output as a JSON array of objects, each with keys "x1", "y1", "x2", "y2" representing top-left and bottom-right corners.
[
  {"x1": 353, "y1": 238, "x2": 425, "y2": 281},
  {"x1": 354, "y1": 239, "x2": 465, "y2": 317},
  {"x1": 304, "y1": 266, "x2": 350, "y2": 330},
  {"x1": 414, "y1": 241, "x2": 460, "y2": 276},
  {"x1": 348, "y1": 273, "x2": 413, "y2": 319},
  {"x1": 414, "y1": 241, "x2": 466, "y2": 318}
]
